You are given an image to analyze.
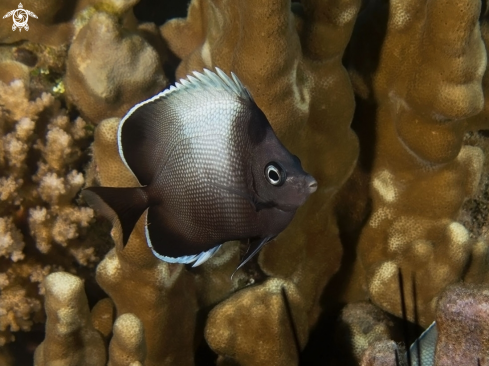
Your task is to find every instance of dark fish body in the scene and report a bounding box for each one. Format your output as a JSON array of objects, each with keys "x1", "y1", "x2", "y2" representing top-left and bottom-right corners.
[{"x1": 83, "y1": 68, "x2": 317, "y2": 269}]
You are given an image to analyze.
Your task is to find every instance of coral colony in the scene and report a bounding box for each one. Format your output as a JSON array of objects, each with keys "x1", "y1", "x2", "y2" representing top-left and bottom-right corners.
[{"x1": 0, "y1": 0, "x2": 488, "y2": 365}]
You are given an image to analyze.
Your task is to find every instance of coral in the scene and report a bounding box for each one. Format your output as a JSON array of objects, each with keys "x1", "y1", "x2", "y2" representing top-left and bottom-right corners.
[
  {"x1": 0, "y1": 41, "x2": 68, "y2": 96},
  {"x1": 459, "y1": 131, "x2": 489, "y2": 286},
  {"x1": 161, "y1": 0, "x2": 361, "y2": 331},
  {"x1": 90, "y1": 297, "x2": 116, "y2": 341},
  {"x1": 33, "y1": 272, "x2": 106, "y2": 366},
  {"x1": 0, "y1": 0, "x2": 76, "y2": 46},
  {"x1": 65, "y1": 9, "x2": 168, "y2": 123},
  {"x1": 459, "y1": 131, "x2": 489, "y2": 240},
  {"x1": 469, "y1": 2, "x2": 489, "y2": 131},
  {"x1": 0, "y1": 217, "x2": 24, "y2": 261},
  {"x1": 205, "y1": 278, "x2": 308, "y2": 366},
  {"x1": 1, "y1": 0, "x2": 170, "y2": 123},
  {"x1": 34, "y1": 272, "x2": 155, "y2": 366},
  {"x1": 335, "y1": 302, "x2": 394, "y2": 364},
  {"x1": 108, "y1": 313, "x2": 146, "y2": 366},
  {"x1": 0, "y1": 0, "x2": 173, "y2": 350},
  {"x1": 0, "y1": 64, "x2": 99, "y2": 345},
  {"x1": 0, "y1": 74, "x2": 94, "y2": 256},
  {"x1": 434, "y1": 283, "x2": 489, "y2": 366},
  {"x1": 358, "y1": 283, "x2": 489, "y2": 366},
  {"x1": 335, "y1": 0, "x2": 489, "y2": 326},
  {"x1": 0, "y1": 347, "x2": 13, "y2": 366},
  {"x1": 90, "y1": 118, "x2": 198, "y2": 366},
  {"x1": 0, "y1": 0, "x2": 140, "y2": 47},
  {"x1": 96, "y1": 248, "x2": 197, "y2": 366},
  {"x1": 360, "y1": 341, "x2": 403, "y2": 366},
  {"x1": 0, "y1": 262, "x2": 45, "y2": 345}
]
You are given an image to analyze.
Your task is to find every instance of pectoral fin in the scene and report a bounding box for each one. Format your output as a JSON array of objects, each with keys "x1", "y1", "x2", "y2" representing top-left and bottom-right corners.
[{"x1": 231, "y1": 236, "x2": 274, "y2": 278}]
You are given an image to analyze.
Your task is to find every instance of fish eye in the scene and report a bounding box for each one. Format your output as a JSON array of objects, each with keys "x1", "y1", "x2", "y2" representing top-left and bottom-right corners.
[{"x1": 264, "y1": 162, "x2": 286, "y2": 186}]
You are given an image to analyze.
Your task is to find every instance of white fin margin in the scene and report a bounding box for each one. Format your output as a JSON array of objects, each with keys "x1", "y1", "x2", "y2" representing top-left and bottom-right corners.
[
  {"x1": 144, "y1": 213, "x2": 222, "y2": 266},
  {"x1": 116, "y1": 67, "x2": 251, "y2": 183},
  {"x1": 192, "y1": 244, "x2": 222, "y2": 267}
]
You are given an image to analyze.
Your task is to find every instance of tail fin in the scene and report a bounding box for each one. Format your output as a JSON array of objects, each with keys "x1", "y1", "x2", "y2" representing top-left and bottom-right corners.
[{"x1": 82, "y1": 186, "x2": 149, "y2": 246}]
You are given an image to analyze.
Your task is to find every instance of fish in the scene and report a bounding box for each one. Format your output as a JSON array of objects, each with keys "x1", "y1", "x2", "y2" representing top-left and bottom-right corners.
[
  {"x1": 408, "y1": 321, "x2": 437, "y2": 366},
  {"x1": 82, "y1": 68, "x2": 317, "y2": 270}
]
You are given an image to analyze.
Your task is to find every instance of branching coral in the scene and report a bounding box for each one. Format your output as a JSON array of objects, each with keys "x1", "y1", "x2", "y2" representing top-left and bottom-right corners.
[
  {"x1": 0, "y1": 0, "x2": 174, "y2": 351},
  {"x1": 0, "y1": 75, "x2": 97, "y2": 345},
  {"x1": 0, "y1": 75, "x2": 94, "y2": 255}
]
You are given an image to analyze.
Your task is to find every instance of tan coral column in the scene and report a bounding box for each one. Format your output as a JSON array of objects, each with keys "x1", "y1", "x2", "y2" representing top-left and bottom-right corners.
[
  {"x1": 162, "y1": 0, "x2": 361, "y2": 329},
  {"x1": 92, "y1": 118, "x2": 198, "y2": 366},
  {"x1": 344, "y1": 0, "x2": 487, "y2": 325},
  {"x1": 34, "y1": 272, "x2": 106, "y2": 366}
]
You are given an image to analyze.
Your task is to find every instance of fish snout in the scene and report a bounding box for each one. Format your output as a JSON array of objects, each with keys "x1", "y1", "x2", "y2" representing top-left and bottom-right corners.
[{"x1": 305, "y1": 175, "x2": 318, "y2": 194}]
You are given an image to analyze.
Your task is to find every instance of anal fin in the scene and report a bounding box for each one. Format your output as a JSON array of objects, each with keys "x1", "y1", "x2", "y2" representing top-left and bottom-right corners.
[
  {"x1": 143, "y1": 207, "x2": 222, "y2": 266},
  {"x1": 145, "y1": 233, "x2": 222, "y2": 267},
  {"x1": 192, "y1": 245, "x2": 222, "y2": 267}
]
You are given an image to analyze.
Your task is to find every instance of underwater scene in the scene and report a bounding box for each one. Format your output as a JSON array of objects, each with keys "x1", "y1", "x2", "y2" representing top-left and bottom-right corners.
[{"x1": 0, "y1": 0, "x2": 488, "y2": 365}]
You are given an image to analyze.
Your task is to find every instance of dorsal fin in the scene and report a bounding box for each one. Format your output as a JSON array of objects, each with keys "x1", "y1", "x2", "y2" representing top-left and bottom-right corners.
[
  {"x1": 184, "y1": 68, "x2": 253, "y2": 102},
  {"x1": 117, "y1": 68, "x2": 253, "y2": 186}
]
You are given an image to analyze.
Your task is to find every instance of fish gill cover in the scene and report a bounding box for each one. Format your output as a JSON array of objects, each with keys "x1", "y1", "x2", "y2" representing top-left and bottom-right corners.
[{"x1": 0, "y1": 0, "x2": 488, "y2": 365}]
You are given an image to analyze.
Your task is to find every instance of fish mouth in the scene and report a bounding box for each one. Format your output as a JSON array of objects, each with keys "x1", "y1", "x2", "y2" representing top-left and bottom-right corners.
[
  {"x1": 276, "y1": 175, "x2": 317, "y2": 210},
  {"x1": 305, "y1": 175, "x2": 318, "y2": 194}
]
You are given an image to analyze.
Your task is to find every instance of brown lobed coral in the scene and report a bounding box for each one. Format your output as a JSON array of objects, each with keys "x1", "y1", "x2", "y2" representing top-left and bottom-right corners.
[
  {"x1": 34, "y1": 272, "x2": 106, "y2": 366},
  {"x1": 33, "y1": 271, "x2": 147, "y2": 366},
  {"x1": 161, "y1": 0, "x2": 361, "y2": 333},
  {"x1": 333, "y1": 0, "x2": 489, "y2": 327},
  {"x1": 65, "y1": 8, "x2": 167, "y2": 123}
]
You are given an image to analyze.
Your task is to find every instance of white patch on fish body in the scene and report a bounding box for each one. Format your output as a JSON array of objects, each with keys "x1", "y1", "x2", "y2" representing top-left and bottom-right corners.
[
  {"x1": 117, "y1": 68, "x2": 252, "y2": 185},
  {"x1": 117, "y1": 68, "x2": 258, "y2": 263}
]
